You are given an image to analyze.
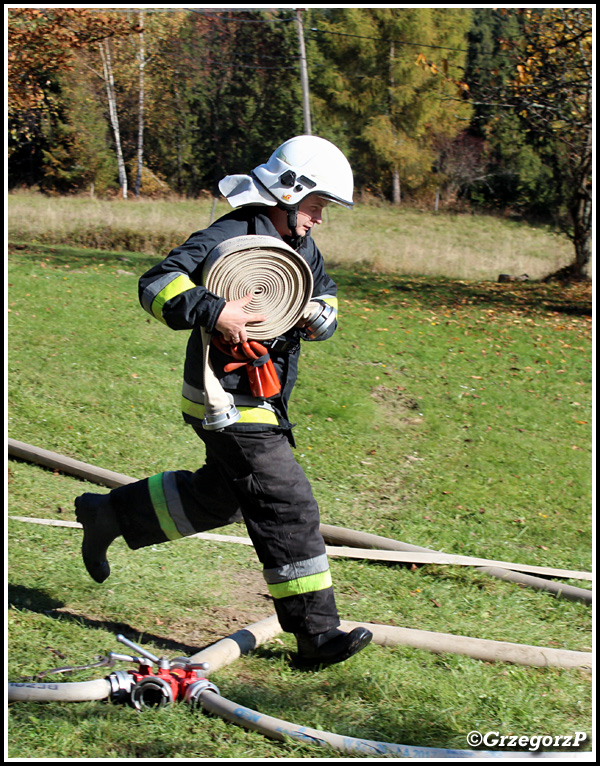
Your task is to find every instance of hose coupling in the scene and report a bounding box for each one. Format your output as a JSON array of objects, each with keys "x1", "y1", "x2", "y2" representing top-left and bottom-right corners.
[
  {"x1": 202, "y1": 392, "x2": 241, "y2": 431},
  {"x1": 106, "y1": 669, "x2": 136, "y2": 704},
  {"x1": 301, "y1": 302, "x2": 336, "y2": 340},
  {"x1": 183, "y1": 678, "x2": 221, "y2": 708},
  {"x1": 130, "y1": 675, "x2": 175, "y2": 710}
]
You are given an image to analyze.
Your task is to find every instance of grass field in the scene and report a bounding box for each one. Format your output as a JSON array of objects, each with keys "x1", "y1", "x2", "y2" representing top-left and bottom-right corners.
[
  {"x1": 6, "y1": 194, "x2": 593, "y2": 758},
  {"x1": 8, "y1": 190, "x2": 576, "y2": 280}
]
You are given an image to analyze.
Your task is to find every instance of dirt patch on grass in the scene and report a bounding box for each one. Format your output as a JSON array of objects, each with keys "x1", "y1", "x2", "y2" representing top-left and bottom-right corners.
[
  {"x1": 166, "y1": 566, "x2": 273, "y2": 651},
  {"x1": 371, "y1": 385, "x2": 423, "y2": 427}
]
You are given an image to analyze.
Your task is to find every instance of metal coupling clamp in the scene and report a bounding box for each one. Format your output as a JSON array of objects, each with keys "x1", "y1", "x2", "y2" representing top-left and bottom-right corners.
[
  {"x1": 106, "y1": 670, "x2": 136, "y2": 704},
  {"x1": 302, "y1": 302, "x2": 336, "y2": 340},
  {"x1": 183, "y1": 678, "x2": 221, "y2": 708},
  {"x1": 130, "y1": 675, "x2": 175, "y2": 710},
  {"x1": 202, "y1": 392, "x2": 241, "y2": 431}
]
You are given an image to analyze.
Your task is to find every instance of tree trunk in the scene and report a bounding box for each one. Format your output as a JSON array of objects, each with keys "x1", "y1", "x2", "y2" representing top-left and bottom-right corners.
[
  {"x1": 99, "y1": 39, "x2": 127, "y2": 199},
  {"x1": 545, "y1": 128, "x2": 592, "y2": 282},
  {"x1": 570, "y1": 126, "x2": 593, "y2": 278},
  {"x1": 570, "y1": 197, "x2": 592, "y2": 279},
  {"x1": 392, "y1": 168, "x2": 401, "y2": 205},
  {"x1": 295, "y1": 9, "x2": 312, "y2": 135},
  {"x1": 134, "y1": 11, "x2": 145, "y2": 199}
]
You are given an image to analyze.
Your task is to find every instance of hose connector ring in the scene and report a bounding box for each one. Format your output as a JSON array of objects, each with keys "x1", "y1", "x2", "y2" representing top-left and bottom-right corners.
[
  {"x1": 106, "y1": 670, "x2": 136, "y2": 704},
  {"x1": 183, "y1": 678, "x2": 220, "y2": 708},
  {"x1": 130, "y1": 675, "x2": 175, "y2": 710}
]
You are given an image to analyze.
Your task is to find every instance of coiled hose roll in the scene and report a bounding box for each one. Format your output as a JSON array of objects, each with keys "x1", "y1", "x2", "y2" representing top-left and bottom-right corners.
[
  {"x1": 202, "y1": 235, "x2": 314, "y2": 341},
  {"x1": 199, "y1": 235, "x2": 314, "y2": 428}
]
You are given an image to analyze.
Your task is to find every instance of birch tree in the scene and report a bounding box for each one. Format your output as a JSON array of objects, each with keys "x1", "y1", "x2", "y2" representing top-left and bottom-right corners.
[
  {"x1": 134, "y1": 10, "x2": 146, "y2": 198},
  {"x1": 99, "y1": 37, "x2": 127, "y2": 198}
]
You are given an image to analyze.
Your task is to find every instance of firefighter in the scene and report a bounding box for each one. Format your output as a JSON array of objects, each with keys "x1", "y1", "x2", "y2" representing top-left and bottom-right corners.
[{"x1": 75, "y1": 136, "x2": 373, "y2": 667}]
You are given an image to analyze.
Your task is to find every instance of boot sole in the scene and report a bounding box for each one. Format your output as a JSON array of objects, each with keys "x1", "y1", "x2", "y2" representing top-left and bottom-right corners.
[{"x1": 293, "y1": 628, "x2": 373, "y2": 668}]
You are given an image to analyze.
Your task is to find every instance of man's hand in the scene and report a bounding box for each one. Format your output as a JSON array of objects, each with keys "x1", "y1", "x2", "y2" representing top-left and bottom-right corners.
[{"x1": 215, "y1": 293, "x2": 267, "y2": 344}]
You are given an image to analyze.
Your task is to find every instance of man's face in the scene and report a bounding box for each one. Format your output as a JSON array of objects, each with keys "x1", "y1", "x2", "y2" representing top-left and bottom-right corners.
[{"x1": 294, "y1": 196, "x2": 328, "y2": 237}]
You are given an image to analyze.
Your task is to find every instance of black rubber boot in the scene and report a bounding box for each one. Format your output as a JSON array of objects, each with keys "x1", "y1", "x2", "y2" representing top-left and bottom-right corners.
[
  {"x1": 74, "y1": 492, "x2": 120, "y2": 584},
  {"x1": 294, "y1": 626, "x2": 373, "y2": 668}
]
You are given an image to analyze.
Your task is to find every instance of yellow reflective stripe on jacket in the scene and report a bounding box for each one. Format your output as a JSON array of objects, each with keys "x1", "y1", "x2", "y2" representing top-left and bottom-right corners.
[
  {"x1": 181, "y1": 396, "x2": 279, "y2": 426},
  {"x1": 150, "y1": 273, "x2": 197, "y2": 323},
  {"x1": 266, "y1": 570, "x2": 333, "y2": 599}
]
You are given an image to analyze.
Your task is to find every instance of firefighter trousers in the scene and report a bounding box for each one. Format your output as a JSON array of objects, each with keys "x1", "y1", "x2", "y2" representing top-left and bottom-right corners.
[{"x1": 108, "y1": 427, "x2": 340, "y2": 636}]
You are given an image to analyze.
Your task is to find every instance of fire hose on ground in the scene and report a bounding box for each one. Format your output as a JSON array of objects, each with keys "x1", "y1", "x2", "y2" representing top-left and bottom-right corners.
[
  {"x1": 7, "y1": 438, "x2": 593, "y2": 604},
  {"x1": 7, "y1": 449, "x2": 592, "y2": 756},
  {"x1": 7, "y1": 619, "x2": 587, "y2": 758},
  {"x1": 7, "y1": 236, "x2": 591, "y2": 755}
]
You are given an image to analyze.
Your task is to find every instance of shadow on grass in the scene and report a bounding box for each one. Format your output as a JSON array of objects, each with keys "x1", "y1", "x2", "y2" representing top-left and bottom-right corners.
[
  {"x1": 220, "y1": 654, "x2": 464, "y2": 755},
  {"x1": 8, "y1": 583, "x2": 204, "y2": 657},
  {"x1": 332, "y1": 268, "x2": 592, "y2": 317}
]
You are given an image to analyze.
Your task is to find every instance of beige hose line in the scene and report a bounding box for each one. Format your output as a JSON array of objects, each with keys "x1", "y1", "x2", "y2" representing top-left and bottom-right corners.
[
  {"x1": 10, "y1": 513, "x2": 591, "y2": 583},
  {"x1": 186, "y1": 615, "x2": 591, "y2": 674},
  {"x1": 7, "y1": 439, "x2": 593, "y2": 585},
  {"x1": 6, "y1": 451, "x2": 592, "y2": 671},
  {"x1": 320, "y1": 523, "x2": 593, "y2": 603}
]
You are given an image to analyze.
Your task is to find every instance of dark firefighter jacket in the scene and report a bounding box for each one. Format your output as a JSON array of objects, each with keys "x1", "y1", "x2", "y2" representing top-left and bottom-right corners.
[{"x1": 138, "y1": 206, "x2": 338, "y2": 436}]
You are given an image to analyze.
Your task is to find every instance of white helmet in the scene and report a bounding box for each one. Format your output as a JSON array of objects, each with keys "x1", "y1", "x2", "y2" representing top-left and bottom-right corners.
[
  {"x1": 219, "y1": 135, "x2": 354, "y2": 211},
  {"x1": 252, "y1": 135, "x2": 354, "y2": 210}
]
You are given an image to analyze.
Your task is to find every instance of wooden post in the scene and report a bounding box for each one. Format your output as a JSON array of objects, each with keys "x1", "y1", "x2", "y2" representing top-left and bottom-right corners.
[{"x1": 295, "y1": 9, "x2": 312, "y2": 134}]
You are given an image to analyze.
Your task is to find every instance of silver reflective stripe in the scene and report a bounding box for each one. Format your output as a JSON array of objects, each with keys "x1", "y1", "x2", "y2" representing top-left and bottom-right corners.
[
  {"x1": 182, "y1": 380, "x2": 276, "y2": 412},
  {"x1": 182, "y1": 380, "x2": 204, "y2": 404},
  {"x1": 162, "y1": 471, "x2": 197, "y2": 538},
  {"x1": 262, "y1": 553, "x2": 330, "y2": 585}
]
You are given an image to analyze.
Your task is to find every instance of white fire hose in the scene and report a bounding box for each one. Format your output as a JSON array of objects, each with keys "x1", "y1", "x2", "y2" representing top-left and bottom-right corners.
[{"x1": 199, "y1": 235, "x2": 329, "y2": 430}]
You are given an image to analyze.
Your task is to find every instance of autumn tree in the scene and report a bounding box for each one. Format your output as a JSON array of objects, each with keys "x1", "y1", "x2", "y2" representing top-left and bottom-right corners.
[
  {"x1": 8, "y1": 8, "x2": 137, "y2": 191},
  {"x1": 309, "y1": 8, "x2": 472, "y2": 203},
  {"x1": 121, "y1": 8, "x2": 303, "y2": 197},
  {"x1": 466, "y1": 8, "x2": 592, "y2": 280}
]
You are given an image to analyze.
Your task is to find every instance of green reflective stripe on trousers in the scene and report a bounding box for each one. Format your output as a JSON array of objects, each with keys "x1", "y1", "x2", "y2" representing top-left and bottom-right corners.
[
  {"x1": 147, "y1": 473, "x2": 183, "y2": 541},
  {"x1": 267, "y1": 569, "x2": 333, "y2": 599}
]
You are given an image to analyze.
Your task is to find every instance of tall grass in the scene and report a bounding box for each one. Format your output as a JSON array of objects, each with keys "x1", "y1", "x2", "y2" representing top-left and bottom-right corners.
[{"x1": 8, "y1": 191, "x2": 574, "y2": 280}]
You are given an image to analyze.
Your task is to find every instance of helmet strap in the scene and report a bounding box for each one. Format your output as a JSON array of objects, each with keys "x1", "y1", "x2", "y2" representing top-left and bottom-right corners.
[
  {"x1": 284, "y1": 206, "x2": 305, "y2": 249},
  {"x1": 286, "y1": 207, "x2": 298, "y2": 235}
]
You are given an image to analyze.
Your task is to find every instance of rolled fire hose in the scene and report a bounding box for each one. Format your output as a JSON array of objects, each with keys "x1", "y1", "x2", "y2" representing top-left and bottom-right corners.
[{"x1": 199, "y1": 235, "x2": 318, "y2": 430}]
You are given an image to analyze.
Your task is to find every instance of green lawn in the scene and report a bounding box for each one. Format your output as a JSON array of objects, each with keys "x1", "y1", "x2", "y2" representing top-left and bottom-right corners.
[{"x1": 7, "y1": 221, "x2": 592, "y2": 758}]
